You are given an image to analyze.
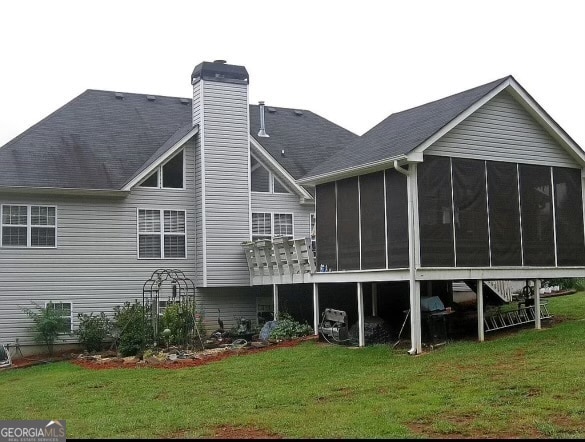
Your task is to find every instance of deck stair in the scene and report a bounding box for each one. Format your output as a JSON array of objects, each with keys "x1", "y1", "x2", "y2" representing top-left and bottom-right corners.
[
  {"x1": 484, "y1": 301, "x2": 552, "y2": 332},
  {"x1": 464, "y1": 280, "x2": 515, "y2": 304}
]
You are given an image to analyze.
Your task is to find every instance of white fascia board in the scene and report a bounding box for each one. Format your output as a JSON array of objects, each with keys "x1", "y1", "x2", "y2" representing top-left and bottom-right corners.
[
  {"x1": 411, "y1": 78, "x2": 511, "y2": 156},
  {"x1": 505, "y1": 78, "x2": 585, "y2": 167},
  {"x1": 249, "y1": 137, "x2": 313, "y2": 200},
  {"x1": 122, "y1": 125, "x2": 199, "y2": 191},
  {"x1": 298, "y1": 155, "x2": 409, "y2": 186}
]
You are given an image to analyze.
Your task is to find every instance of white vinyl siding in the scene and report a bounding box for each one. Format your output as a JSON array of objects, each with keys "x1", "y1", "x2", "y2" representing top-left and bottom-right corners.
[
  {"x1": 1, "y1": 205, "x2": 56, "y2": 248},
  {"x1": 0, "y1": 140, "x2": 197, "y2": 346},
  {"x1": 427, "y1": 90, "x2": 580, "y2": 169},
  {"x1": 138, "y1": 209, "x2": 186, "y2": 259}
]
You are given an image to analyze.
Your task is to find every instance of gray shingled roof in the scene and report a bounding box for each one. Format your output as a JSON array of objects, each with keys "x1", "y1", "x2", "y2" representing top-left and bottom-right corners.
[
  {"x1": 301, "y1": 76, "x2": 511, "y2": 181},
  {"x1": 249, "y1": 105, "x2": 358, "y2": 179},
  {"x1": 0, "y1": 90, "x2": 192, "y2": 190},
  {"x1": 0, "y1": 90, "x2": 357, "y2": 191}
]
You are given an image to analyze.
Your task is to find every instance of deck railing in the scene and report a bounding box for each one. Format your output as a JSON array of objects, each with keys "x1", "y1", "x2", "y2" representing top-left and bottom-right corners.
[{"x1": 241, "y1": 237, "x2": 316, "y2": 285}]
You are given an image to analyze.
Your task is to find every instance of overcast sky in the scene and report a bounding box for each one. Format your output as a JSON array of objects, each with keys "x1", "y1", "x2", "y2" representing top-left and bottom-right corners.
[{"x1": 1, "y1": 0, "x2": 584, "y2": 149}]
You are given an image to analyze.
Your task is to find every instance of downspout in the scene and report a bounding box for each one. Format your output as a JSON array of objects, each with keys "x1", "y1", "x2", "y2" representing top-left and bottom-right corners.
[{"x1": 394, "y1": 160, "x2": 420, "y2": 355}]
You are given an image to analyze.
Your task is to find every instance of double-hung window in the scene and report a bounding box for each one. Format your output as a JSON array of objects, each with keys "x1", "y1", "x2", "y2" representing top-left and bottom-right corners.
[
  {"x1": 1, "y1": 205, "x2": 56, "y2": 248},
  {"x1": 46, "y1": 301, "x2": 72, "y2": 332},
  {"x1": 251, "y1": 212, "x2": 293, "y2": 241},
  {"x1": 138, "y1": 209, "x2": 186, "y2": 258}
]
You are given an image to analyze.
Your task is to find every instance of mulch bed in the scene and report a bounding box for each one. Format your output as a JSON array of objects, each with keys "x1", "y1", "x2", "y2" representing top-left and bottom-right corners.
[{"x1": 69, "y1": 335, "x2": 317, "y2": 370}]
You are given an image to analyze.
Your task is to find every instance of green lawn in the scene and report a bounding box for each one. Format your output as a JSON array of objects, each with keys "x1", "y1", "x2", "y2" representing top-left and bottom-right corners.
[{"x1": 2, "y1": 293, "x2": 585, "y2": 439}]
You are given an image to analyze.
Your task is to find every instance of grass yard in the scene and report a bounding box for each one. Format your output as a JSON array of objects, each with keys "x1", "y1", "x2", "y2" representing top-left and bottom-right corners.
[{"x1": 1, "y1": 293, "x2": 585, "y2": 439}]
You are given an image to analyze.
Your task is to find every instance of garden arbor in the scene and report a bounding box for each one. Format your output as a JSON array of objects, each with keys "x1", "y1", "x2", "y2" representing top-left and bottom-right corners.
[{"x1": 142, "y1": 269, "x2": 197, "y2": 348}]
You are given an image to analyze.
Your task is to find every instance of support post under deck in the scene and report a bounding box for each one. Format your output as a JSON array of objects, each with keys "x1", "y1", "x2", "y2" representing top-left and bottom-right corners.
[
  {"x1": 273, "y1": 284, "x2": 279, "y2": 321},
  {"x1": 357, "y1": 282, "x2": 365, "y2": 347},
  {"x1": 534, "y1": 279, "x2": 541, "y2": 329},
  {"x1": 372, "y1": 283, "x2": 378, "y2": 316},
  {"x1": 477, "y1": 279, "x2": 484, "y2": 342},
  {"x1": 313, "y1": 283, "x2": 319, "y2": 336}
]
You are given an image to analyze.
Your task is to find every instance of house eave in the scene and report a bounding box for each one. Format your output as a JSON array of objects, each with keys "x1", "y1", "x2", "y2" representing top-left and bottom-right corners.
[
  {"x1": 0, "y1": 186, "x2": 129, "y2": 197},
  {"x1": 298, "y1": 154, "x2": 411, "y2": 186},
  {"x1": 122, "y1": 125, "x2": 199, "y2": 191}
]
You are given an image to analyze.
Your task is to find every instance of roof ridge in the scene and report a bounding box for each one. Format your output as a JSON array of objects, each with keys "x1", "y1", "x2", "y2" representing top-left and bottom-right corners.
[{"x1": 85, "y1": 88, "x2": 192, "y2": 101}]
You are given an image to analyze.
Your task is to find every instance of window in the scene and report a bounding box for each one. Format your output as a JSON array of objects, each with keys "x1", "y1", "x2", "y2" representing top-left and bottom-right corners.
[
  {"x1": 1, "y1": 205, "x2": 56, "y2": 248},
  {"x1": 251, "y1": 212, "x2": 293, "y2": 241},
  {"x1": 139, "y1": 150, "x2": 184, "y2": 189},
  {"x1": 252, "y1": 213, "x2": 271, "y2": 241},
  {"x1": 250, "y1": 154, "x2": 291, "y2": 194},
  {"x1": 46, "y1": 301, "x2": 72, "y2": 332},
  {"x1": 138, "y1": 209, "x2": 186, "y2": 258},
  {"x1": 274, "y1": 213, "x2": 293, "y2": 238}
]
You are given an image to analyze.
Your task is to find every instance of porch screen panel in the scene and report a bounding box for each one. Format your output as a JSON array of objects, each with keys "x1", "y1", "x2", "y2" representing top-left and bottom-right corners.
[
  {"x1": 316, "y1": 182, "x2": 337, "y2": 270},
  {"x1": 519, "y1": 164, "x2": 555, "y2": 266},
  {"x1": 486, "y1": 161, "x2": 522, "y2": 266},
  {"x1": 359, "y1": 171, "x2": 386, "y2": 269},
  {"x1": 336, "y1": 177, "x2": 360, "y2": 270},
  {"x1": 553, "y1": 167, "x2": 585, "y2": 265},
  {"x1": 418, "y1": 156, "x2": 455, "y2": 267},
  {"x1": 452, "y1": 158, "x2": 489, "y2": 266},
  {"x1": 385, "y1": 168, "x2": 409, "y2": 268}
]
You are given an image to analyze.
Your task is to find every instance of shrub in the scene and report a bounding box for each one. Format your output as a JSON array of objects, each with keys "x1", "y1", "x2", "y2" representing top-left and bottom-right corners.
[
  {"x1": 77, "y1": 312, "x2": 112, "y2": 353},
  {"x1": 21, "y1": 302, "x2": 70, "y2": 356},
  {"x1": 269, "y1": 312, "x2": 313, "y2": 341},
  {"x1": 113, "y1": 301, "x2": 151, "y2": 357},
  {"x1": 160, "y1": 303, "x2": 194, "y2": 346}
]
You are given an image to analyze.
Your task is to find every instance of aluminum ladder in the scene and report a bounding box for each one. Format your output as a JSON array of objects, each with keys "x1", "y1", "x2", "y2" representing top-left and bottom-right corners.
[{"x1": 484, "y1": 302, "x2": 552, "y2": 332}]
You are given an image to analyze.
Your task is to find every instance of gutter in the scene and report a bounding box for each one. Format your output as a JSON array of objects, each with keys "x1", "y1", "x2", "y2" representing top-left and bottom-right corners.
[
  {"x1": 393, "y1": 159, "x2": 420, "y2": 356},
  {"x1": 0, "y1": 186, "x2": 129, "y2": 197}
]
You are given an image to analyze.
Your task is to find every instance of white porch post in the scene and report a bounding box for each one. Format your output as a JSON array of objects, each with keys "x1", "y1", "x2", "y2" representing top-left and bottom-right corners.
[
  {"x1": 409, "y1": 281, "x2": 422, "y2": 354},
  {"x1": 357, "y1": 282, "x2": 365, "y2": 347},
  {"x1": 477, "y1": 279, "x2": 484, "y2": 342},
  {"x1": 273, "y1": 284, "x2": 279, "y2": 320},
  {"x1": 534, "y1": 279, "x2": 541, "y2": 329},
  {"x1": 372, "y1": 283, "x2": 378, "y2": 316},
  {"x1": 313, "y1": 283, "x2": 320, "y2": 336}
]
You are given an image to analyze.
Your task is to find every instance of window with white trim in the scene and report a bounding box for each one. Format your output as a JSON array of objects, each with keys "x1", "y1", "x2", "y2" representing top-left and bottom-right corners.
[
  {"x1": 250, "y1": 155, "x2": 291, "y2": 194},
  {"x1": 1, "y1": 205, "x2": 56, "y2": 248},
  {"x1": 46, "y1": 301, "x2": 72, "y2": 332},
  {"x1": 138, "y1": 209, "x2": 186, "y2": 258},
  {"x1": 251, "y1": 212, "x2": 293, "y2": 240},
  {"x1": 139, "y1": 149, "x2": 184, "y2": 189},
  {"x1": 252, "y1": 212, "x2": 272, "y2": 241},
  {"x1": 274, "y1": 213, "x2": 293, "y2": 238}
]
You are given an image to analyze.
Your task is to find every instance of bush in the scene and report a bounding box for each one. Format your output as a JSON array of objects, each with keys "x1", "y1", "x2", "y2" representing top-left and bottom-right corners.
[
  {"x1": 77, "y1": 312, "x2": 112, "y2": 353},
  {"x1": 269, "y1": 313, "x2": 313, "y2": 341},
  {"x1": 21, "y1": 302, "x2": 70, "y2": 356},
  {"x1": 113, "y1": 301, "x2": 151, "y2": 357},
  {"x1": 160, "y1": 303, "x2": 194, "y2": 346}
]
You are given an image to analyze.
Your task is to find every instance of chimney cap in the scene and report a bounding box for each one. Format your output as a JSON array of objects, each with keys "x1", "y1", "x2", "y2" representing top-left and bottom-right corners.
[{"x1": 191, "y1": 61, "x2": 249, "y2": 85}]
